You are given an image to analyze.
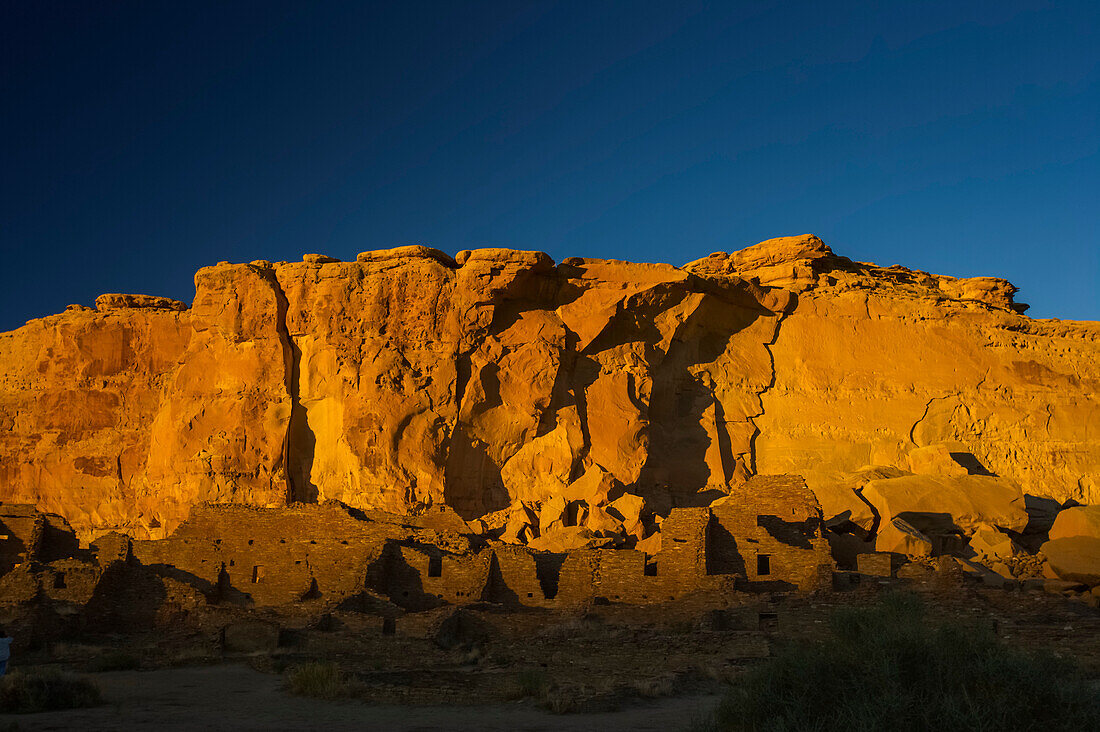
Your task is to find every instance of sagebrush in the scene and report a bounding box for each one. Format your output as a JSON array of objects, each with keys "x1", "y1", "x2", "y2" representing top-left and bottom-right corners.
[
  {"x1": 0, "y1": 669, "x2": 102, "y2": 714},
  {"x1": 695, "y1": 592, "x2": 1100, "y2": 732}
]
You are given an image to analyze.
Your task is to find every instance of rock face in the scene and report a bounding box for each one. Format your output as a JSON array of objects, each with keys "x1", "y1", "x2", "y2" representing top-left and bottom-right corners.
[{"x1": 2, "y1": 235, "x2": 1098, "y2": 542}]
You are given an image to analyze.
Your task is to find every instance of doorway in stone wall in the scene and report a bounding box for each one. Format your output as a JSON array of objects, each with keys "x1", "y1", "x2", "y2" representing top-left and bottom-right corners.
[{"x1": 534, "y1": 553, "x2": 566, "y2": 599}]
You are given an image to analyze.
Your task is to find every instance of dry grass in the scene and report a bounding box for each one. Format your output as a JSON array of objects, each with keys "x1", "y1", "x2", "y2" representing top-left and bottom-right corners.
[
  {"x1": 0, "y1": 669, "x2": 102, "y2": 714},
  {"x1": 693, "y1": 592, "x2": 1100, "y2": 731},
  {"x1": 284, "y1": 661, "x2": 349, "y2": 700}
]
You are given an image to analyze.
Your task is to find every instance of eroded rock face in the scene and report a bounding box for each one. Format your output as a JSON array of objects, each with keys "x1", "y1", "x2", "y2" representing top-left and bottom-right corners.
[{"x1": 2, "y1": 236, "x2": 1098, "y2": 541}]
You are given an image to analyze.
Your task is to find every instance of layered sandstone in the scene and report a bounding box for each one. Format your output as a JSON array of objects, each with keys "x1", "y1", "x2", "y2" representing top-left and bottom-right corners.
[{"x1": 1, "y1": 236, "x2": 1098, "y2": 542}]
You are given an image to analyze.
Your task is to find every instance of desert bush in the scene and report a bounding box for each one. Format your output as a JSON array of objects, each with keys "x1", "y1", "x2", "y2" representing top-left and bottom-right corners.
[
  {"x1": 285, "y1": 661, "x2": 348, "y2": 700},
  {"x1": 630, "y1": 673, "x2": 677, "y2": 698},
  {"x1": 539, "y1": 681, "x2": 596, "y2": 714},
  {"x1": 85, "y1": 650, "x2": 140, "y2": 672},
  {"x1": 513, "y1": 669, "x2": 550, "y2": 698},
  {"x1": 0, "y1": 669, "x2": 102, "y2": 714},
  {"x1": 694, "y1": 592, "x2": 1100, "y2": 731}
]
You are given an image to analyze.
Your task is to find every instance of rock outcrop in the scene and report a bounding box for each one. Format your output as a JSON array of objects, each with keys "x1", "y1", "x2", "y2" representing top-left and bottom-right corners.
[{"x1": 2, "y1": 235, "x2": 1098, "y2": 543}]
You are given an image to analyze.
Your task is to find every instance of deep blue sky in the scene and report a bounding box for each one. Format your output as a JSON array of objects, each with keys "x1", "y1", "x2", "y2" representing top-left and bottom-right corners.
[{"x1": 2, "y1": 1, "x2": 1098, "y2": 330}]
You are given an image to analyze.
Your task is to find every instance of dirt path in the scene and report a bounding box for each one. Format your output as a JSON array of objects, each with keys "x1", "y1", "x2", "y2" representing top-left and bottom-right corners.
[{"x1": 0, "y1": 664, "x2": 720, "y2": 731}]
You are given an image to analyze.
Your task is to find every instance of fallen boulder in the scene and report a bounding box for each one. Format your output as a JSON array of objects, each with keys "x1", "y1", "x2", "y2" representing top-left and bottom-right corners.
[
  {"x1": 807, "y1": 466, "x2": 910, "y2": 536},
  {"x1": 861, "y1": 474, "x2": 1028, "y2": 535},
  {"x1": 875, "y1": 517, "x2": 933, "y2": 557},
  {"x1": 527, "y1": 525, "x2": 613, "y2": 552},
  {"x1": 1040, "y1": 537, "x2": 1100, "y2": 587},
  {"x1": 906, "y1": 443, "x2": 972, "y2": 477},
  {"x1": 1049, "y1": 505, "x2": 1100, "y2": 541},
  {"x1": 968, "y1": 524, "x2": 1021, "y2": 560}
]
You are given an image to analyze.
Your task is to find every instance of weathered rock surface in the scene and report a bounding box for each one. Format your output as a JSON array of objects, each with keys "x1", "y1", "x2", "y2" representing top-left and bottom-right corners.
[
  {"x1": 861, "y1": 474, "x2": 1029, "y2": 535},
  {"x1": 1041, "y1": 537, "x2": 1100, "y2": 587},
  {"x1": 968, "y1": 524, "x2": 1021, "y2": 560},
  {"x1": 1049, "y1": 505, "x2": 1100, "y2": 541},
  {"x1": 2, "y1": 236, "x2": 1098, "y2": 542},
  {"x1": 875, "y1": 517, "x2": 933, "y2": 557}
]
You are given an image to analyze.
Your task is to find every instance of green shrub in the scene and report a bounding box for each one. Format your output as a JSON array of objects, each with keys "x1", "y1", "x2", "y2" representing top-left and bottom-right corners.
[
  {"x1": 0, "y1": 669, "x2": 103, "y2": 714},
  {"x1": 85, "y1": 650, "x2": 140, "y2": 672},
  {"x1": 696, "y1": 592, "x2": 1100, "y2": 732},
  {"x1": 285, "y1": 661, "x2": 348, "y2": 699}
]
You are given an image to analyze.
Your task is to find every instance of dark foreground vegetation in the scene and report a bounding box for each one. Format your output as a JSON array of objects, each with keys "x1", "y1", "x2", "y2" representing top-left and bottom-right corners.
[
  {"x1": 0, "y1": 669, "x2": 102, "y2": 714},
  {"x1": 693, "y1": 593, "x2": 1100, "y2": 732}
]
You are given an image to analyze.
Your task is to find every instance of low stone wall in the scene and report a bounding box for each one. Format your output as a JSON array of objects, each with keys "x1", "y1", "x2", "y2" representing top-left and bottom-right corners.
[{"x1": 2, "y1": 481, "x2": 836, "y2": 617}]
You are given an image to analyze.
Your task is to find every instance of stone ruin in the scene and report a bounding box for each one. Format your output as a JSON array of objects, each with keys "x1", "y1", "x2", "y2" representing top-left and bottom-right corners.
[
  {"x1": 2, "y1": 235, "x2": 1100, "y2": 637},
  {"x1": 0, "y1": 474, "x2": 832, "y2": 636}
]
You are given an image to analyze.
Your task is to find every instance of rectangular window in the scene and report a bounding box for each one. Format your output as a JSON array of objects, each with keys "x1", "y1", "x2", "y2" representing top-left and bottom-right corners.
[
  {"x1": 427, "y1": 556, "x2": 442, "y2": 578},
  {"x1": 251, "y1": 565, "x2": 265, "y2": 583},
  {"x1": 756, "y1": 554, "x2": 771, "y2": 576}
]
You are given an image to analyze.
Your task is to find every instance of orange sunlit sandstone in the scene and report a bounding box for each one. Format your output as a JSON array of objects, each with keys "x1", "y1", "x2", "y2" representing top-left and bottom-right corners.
[{"x1": 1, "y1": 235, "x2": 1098, "y2": 556}]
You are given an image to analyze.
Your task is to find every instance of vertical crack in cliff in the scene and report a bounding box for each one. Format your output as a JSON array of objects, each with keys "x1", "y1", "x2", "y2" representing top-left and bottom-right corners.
[
  {"x1": 267, "y1": 269, "x2": 317, "y2": 504},
  {"x1": 746, "y1": 308, "x2": 789, "y2": 476}
]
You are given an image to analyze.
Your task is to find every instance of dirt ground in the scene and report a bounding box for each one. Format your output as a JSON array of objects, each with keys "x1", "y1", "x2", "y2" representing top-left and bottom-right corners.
[
  {"x1": 0, "y1": 664, "x2": 721, "y2": 731},
  {"x1": 2, "y1": 583, "x2": 1098, "y2": 731}
]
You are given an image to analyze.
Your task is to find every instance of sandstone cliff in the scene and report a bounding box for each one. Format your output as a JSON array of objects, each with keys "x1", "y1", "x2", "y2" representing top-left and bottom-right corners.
[{"x1": 2, "y1": 236, "x2": 1097, "y2": 542}]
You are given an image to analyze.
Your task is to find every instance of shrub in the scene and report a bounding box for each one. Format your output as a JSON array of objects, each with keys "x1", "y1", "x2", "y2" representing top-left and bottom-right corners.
[
  {"x1": 538, "y1": 681, "x2": 596, "y2": 714},
  {"x1": 0, "y1": 670, "x2": 103, "y2": 714},
  {"x1": 85, "y1": 650, "x2": 140, "y2": 672},
  {"x1": 285, "y1": 661, "x2": 348, "y2": 699},
  {"x1": 630, "y1": 673, "x2": 676, "y2": 698},
  {"x1": 513, "y1": 669, "x2": 550, "y2": 698},
  {"x1": 695, "y1": 592, "x2": 1100, "y2": 731}
]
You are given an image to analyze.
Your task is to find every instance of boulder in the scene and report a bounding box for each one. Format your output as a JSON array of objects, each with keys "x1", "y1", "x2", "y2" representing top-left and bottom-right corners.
[
  {"x1": 634, "y1": 531, "x2": 662, "y2": 555},
  {"x1": 968, "y1": 524, "x2": 1021, "y2": 560},
  {"x1": 874, "y1": 517, "x2": 933, "y2": 557},
  {"x1": 906, "y1": 443, "x2": 973, "y2": 477},
  {"x1": 355, "y1": 245, "x2": 457, "y2": 267},
  {"x1": 1049, "y1": 505, "x2": 1100, "y2": 541},
  {"x1": 584, "y1": 504, "x2": 623, "y2": 536},
  {"x1": 1042, "y1": 579, "x2": 1086, "y2": 594},
  {"x1": 607, "y1": 493, "x2": 646, "y2": 539},
  {"x1": 563, "y1": 465, "x2": 621, "y2": 504},
  {"x1": 95, "y1": 293, "x2": 188, "y2": 311},
  {"x1": 499, "y1": 503, "x2": 538, "y2": 545},
  {"x1": 1023, "y1": 495, "x2": 1063, "y2": 534},
  {"x1": 861, "y1": 474, "x2": 1028, "y2": 535},
  {"x1": 302, "y1": 253, "x2": 340, "y2": 264},
  {"x1": 807, "y1": 467, "x2": 900, "y2": 534},
  {"x1": 538, "y1": 496, "x2": 568, "y2": 535},
  {"x1": 527, "y1": 525, "x2": 612, "y2": 552},
  {"x1": 1040, "y1": 537, "x2": 1100, "y2": 586}
]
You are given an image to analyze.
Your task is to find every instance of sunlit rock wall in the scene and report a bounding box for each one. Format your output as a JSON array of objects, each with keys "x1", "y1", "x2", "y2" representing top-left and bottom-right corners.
[{"x1": 1, "y1": 236, "x2": 1097, "y2": 541}]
